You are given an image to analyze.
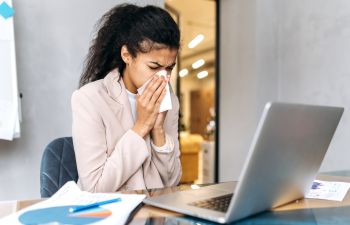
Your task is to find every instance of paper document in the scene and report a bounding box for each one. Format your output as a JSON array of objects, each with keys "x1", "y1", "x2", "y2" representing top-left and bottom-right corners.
[
  {"x1": 0, "y1": 0, "x2": 20, "y2": 140},
  {"x1": 306, "y1": 180, "x2": 350, "y2": 201},
  {"x1": 0, "y1": 181, "x2": 145, "y2": 225},
  {"x1": 0, "y1": 100, "x2": 16, "y2": 140}
]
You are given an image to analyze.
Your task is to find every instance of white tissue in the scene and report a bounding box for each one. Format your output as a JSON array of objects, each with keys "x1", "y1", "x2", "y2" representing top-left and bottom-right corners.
[{"x1": 137, "y1": 70, "x2": 172, "y2": 112}]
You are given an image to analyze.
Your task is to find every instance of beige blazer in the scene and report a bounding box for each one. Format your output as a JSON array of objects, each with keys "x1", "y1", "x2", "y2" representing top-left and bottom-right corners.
[{"x1": 71, "y1": 69, "x2": 182, "y2": 192}]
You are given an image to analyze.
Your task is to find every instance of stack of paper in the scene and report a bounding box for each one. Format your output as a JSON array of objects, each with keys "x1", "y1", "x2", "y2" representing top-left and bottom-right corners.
[
  {"x1": 0, "y1": 181, "x2": 145, "y2": 225},
  {"x1": 0, "y1": 0, "x2": 20, "y2": 141}
]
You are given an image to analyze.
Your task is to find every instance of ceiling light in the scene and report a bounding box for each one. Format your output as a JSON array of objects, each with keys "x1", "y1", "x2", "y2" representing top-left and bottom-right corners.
[
  {"x1": 188, "y1": 34, "x2": 204, "y2": 49},
  {"x1": 179, "y1": 69, "x2": 189, "y2": 77},
  {"x1": 197, "y1": 71, "x2": 208, "y2": 79},
  {"x1": 192, "y1": 59, "x2": 205, "y2": 69}
]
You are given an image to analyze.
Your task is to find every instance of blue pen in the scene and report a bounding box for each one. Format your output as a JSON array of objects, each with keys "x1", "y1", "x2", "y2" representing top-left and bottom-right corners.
[{"x1": 69, "y1": 198, "x2": 122, "y2": 213}]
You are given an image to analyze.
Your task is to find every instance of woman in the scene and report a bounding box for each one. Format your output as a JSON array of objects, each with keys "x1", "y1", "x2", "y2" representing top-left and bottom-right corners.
[{"x1": 71, "y1": 4, "x2": 182, "y2": 192}]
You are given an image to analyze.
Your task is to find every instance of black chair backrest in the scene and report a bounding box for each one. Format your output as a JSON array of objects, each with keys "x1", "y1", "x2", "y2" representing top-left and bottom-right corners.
[{"x1": 40, "y1": 137, "x2": 78, "y2": 197}]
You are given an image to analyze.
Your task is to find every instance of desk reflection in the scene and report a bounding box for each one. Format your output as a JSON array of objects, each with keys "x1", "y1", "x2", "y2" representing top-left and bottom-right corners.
[{"x1": 137, "y1": 205, "x2": 350, "y2": 225}]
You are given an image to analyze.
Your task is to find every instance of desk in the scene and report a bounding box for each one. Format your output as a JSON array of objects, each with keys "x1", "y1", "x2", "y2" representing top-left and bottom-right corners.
[{"x1": 1, "y1": 175, "x2": 350, "y2": 224}]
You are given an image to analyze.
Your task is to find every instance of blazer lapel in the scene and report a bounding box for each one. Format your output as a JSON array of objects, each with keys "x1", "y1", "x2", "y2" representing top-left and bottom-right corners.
[{"x1": 103, "y1": 69, "x2": 135, "y2": 130}]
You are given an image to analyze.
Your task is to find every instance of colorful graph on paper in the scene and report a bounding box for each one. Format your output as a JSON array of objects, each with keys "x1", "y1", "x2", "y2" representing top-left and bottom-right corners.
[{"x1": 18, "y1": 205, "x2": 112, "y2": 225}]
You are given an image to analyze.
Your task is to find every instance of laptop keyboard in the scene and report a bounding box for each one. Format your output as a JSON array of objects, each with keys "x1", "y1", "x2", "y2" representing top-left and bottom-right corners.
[{"x1": 188, "y1": 193, "x2": 233, "y2": 213}]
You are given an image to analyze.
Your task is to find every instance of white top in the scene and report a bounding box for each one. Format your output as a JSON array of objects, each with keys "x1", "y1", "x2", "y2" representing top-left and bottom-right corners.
[
  {"x1": 126, "y1": 89, "x2": 173, "y2": 153},
  {"x1": 126, "y1": 89, "x2": 137, "y2": 121}
]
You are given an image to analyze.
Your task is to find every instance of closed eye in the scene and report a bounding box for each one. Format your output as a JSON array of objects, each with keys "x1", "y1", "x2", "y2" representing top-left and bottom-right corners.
[{"x1": 148, "y1": 66, "x2": 160, "y2": 70}]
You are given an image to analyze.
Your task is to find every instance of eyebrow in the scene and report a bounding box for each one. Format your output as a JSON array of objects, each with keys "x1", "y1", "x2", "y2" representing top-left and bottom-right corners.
[{"x1": 149, "y1": 61, "x2": 176, "y2": 68}]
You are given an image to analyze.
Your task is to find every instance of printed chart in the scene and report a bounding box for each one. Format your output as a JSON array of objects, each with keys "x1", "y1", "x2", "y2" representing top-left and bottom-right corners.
[{"x1": 18, "y1": 205, "x2": 112, "y2": 225}]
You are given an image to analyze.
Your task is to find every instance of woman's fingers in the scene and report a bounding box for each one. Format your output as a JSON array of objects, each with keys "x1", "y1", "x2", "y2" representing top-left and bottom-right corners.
[
  {"x1": 154, "y1": 87, "x2": 167, "y2": 111},
  {"x1": 140, "y1": 76, "x2": 163, "y2": 103},
  {"x1": 138, "y1": 76, "x2": 157, "y2": 99},
  {"x1": 134, "y1": 78, "x2": 168, "y2": 137},
  {"x1": 149, "y1": 79, "x2": 167, "y2": 106}
]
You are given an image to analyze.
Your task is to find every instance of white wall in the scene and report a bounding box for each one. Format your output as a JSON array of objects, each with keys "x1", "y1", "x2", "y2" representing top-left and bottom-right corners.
[
  {"x1": 277, "y1": 1, "x2": 350, "y2": 172},
  {"x1": 0, "y1": 0, "x2": 163, "y2": 201},
  {"x1": 220, "y1": 0, "x2": 350, "y2": 181},
  {"x1": 219, "y1": 0, "x2": 260, "y2": 181}
]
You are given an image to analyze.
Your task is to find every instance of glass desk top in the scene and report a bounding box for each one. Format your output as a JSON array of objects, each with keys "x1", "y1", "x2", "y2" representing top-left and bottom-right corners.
[
  {"x1": 140, "y1": 206, "x2": 350, "y2": 225},
  {"x1": 128, "y1": 174, "x2": 350, "y2": 225},
  {"x1": 1, "y1": 174, "x2": 350, "y2": 224}
]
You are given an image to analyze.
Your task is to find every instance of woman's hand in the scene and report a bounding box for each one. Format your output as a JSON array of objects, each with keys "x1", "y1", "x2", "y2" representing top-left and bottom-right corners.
[
  {"x1": 132, "y1": 75, "x2": 167, "y2": 138},
  {"x1": 150, "y1": 111, "x2": 168, "y2": 146},
  {"x1": 153, "y1": 111, "x2": 167, "y2": 129}
]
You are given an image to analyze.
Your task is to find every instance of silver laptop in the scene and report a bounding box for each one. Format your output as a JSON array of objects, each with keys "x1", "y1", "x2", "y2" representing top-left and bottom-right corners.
[{"x1": 143, "y1": 102, "x2": 344, "y2": 223}]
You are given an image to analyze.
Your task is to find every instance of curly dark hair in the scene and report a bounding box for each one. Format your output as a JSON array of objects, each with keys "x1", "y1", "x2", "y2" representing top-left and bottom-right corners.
[{"x1": 79, "y1": 4, "x2": 180, "y2": 87}]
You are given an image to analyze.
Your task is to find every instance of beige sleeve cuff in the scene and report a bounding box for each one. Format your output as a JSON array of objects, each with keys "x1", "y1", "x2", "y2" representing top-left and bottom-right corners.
[{"x1": 151, "y1": 133, "x2": 174, "y2": 153}]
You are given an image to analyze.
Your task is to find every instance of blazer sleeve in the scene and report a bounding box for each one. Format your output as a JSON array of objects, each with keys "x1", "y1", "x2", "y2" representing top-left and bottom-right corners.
[
  {"x1": 150, "y1": 95, "x2": 182, "y2": 186},
  {"x1": 71, "y1": 90, "x2": 149, "y2": 192}
]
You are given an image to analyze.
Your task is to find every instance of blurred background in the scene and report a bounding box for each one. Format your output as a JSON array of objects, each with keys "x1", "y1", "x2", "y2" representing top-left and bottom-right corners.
[{"x1": 165, "y1": 0, "x2": 217, "y2": 185}]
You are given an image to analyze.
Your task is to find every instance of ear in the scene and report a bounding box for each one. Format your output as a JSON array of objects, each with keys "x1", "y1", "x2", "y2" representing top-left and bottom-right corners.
[{"x1": 121, "y1": 45, "x2": 132, "y2": 64}]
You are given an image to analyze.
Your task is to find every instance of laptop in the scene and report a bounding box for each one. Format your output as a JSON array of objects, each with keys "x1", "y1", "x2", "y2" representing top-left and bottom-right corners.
[{"x1": 143, "y1": 102, "x2": 344, "y2": 223}]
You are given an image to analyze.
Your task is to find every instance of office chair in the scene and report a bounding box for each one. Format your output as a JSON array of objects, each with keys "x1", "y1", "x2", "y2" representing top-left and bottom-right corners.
[{"x1": 40, "y1": 137, "x2": 78, "y2": 197}]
